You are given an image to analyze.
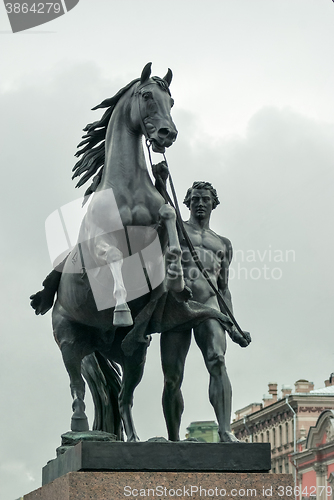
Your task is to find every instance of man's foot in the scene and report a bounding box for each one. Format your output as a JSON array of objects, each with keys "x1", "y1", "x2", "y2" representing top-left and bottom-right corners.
[{"x1": 219, "y1": 431, "x2": 240, "y2": 443}]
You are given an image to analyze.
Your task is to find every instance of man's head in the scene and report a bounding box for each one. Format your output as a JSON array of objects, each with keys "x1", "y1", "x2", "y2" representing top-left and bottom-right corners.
[{"x1": 183, "y1": 181, "x2": 220, "y2": 210}]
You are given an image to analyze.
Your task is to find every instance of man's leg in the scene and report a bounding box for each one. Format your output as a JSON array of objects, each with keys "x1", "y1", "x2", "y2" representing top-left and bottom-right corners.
[
  {"x1": 160, "y1": 329, "x2": 191, "y2": 441},
  {"x1": 194, "y1": 319, "x2": 238, "y2": 442}
]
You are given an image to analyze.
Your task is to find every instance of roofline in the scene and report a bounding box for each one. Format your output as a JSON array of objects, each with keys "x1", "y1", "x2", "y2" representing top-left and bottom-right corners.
[{"x1": 233, "y1": 393, "x2": 334, "y2": 425}]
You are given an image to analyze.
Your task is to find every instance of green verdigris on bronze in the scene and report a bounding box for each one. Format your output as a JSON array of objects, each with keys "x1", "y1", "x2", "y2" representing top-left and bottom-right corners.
[{"x1": 56, "y1": 430, "x2": 117, "y2": 456}]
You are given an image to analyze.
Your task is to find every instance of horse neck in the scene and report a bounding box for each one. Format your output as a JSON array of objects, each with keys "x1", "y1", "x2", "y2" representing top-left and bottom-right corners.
[{"x1": 99, "y1": 102, "x2": 148, "y2": 191}]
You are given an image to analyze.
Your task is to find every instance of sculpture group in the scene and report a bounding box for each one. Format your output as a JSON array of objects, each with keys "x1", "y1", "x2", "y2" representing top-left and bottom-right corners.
[{"x1": 31, "y1": 63, "x2": 251, "y2": 443}]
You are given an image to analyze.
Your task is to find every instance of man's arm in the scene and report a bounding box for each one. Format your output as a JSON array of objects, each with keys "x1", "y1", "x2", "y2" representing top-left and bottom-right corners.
[
  {"x1": 217, "y1": 236, "x2": 233, "y2": 313},
  {"x1": 217, "y1": 236, "x2": 251, "y2": 348},
  {"x1": 152, "y1": 161, "x2": 169, "y2": 197}
]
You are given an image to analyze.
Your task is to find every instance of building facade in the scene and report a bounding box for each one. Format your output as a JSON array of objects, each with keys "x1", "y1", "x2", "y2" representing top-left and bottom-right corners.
[
  {"x1": 293, "y1": 409, "x2": 334, "y2": 500},
  {"x1": 231, "y1": 376, "x2": 334, "y2": 476},
  {"x1": 185, "y1": 421, "x2": 219, "y2": 442}
]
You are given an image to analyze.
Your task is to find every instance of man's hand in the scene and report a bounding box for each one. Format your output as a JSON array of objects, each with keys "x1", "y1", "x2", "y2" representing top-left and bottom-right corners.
[
  {"x1": 173, "y1": 285, "x2": 193, "y2": 302},
  {"x1": 152, "y1": 161, "x2": 169, "y2": 182},
  {"x1": 228, "y1": 326, "x2": 252, "y2": 347}
]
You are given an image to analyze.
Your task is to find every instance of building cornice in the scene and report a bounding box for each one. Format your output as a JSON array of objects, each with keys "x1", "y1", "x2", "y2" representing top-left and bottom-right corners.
[{"x1": 232, "y1": 394, "x2": 334, "y2": 431}]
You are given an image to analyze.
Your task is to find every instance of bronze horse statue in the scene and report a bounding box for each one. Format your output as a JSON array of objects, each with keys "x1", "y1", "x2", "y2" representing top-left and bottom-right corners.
[{"x1": 32, "y1": 63, "x2": 186, "y2": 441}]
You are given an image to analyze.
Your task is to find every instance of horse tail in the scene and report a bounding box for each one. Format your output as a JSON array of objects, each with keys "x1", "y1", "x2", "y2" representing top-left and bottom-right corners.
[{"x1": 81, "y1": 352, "x2": 124, "y2": 440}]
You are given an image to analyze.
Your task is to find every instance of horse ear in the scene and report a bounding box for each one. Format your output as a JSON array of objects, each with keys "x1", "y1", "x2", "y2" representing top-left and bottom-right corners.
[
  {"x1": 163, "y1": 68, "x2": 173, "y2": 87},
  {"x1": 141, "y1": 62, "x2": 152, "y2": 83}
]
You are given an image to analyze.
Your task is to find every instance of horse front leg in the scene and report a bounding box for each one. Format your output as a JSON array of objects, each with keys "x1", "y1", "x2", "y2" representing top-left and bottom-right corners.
[
  {"x1": 109, "y1": 257, "x2": 133, "y2": 327},
  {"x1": 94, "y1": 234, "x2": 133, "y2": 327},
  {"x1": 159, "y1": 204, "x2": 185, "y2": 292}
]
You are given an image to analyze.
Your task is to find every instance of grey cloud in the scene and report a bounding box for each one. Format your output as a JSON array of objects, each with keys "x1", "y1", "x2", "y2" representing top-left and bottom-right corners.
[{"x1": 1, "y1": 64, "x2": 333, "y2": 499}]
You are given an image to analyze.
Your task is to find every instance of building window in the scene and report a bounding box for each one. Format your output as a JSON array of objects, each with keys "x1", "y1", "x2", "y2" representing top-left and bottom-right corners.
[
  {"x1": 272, "y1": 428, "x2": 276, "y2": 447},
  {"x1": 286, "y1": 422, "x2": 289, "y2": 444},
  {"x1": 279, "y1": 464, "x2": 282, "y2": 473},
  {"x1": 279, "y1": 425, "x2": 282, "y2": 447},
  {"x1": 266, "y1": 430, "x2": 270, "y2": 443},
  {"x1": 255, "y1": 435, "x2": 258, "y2": 442},
  {"x1": 261, "y1": 433, "x2": 264, "y2": 442},
  {"x1": 285, "y1": 461, "x2": 289, "y2": 474}
]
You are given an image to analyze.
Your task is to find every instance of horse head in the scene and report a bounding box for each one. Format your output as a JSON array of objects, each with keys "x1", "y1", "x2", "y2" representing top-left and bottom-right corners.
[
  {"x1": 73, "y1": 63, "x2": 178, "y2": 199},
  {"x1": 131, "y1": 62, "x2": 178, "y2": 153}
]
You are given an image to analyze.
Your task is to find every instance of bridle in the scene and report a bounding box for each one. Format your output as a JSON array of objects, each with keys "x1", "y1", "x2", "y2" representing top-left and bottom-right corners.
[
  {"x1": 134, "y1": 82, "x2": 154, "y2": 143},
  {"x1": 134, "y1": 79, "x2": 173, "y2": 149},
  {"x1": 153, "y1": 155, "x2": 248, "y2": 342}
]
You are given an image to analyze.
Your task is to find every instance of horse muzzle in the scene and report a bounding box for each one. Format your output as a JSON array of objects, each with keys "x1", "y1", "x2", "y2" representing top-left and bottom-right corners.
[{"x1": 148, "y1": 125, "x2": 178, "y2": 152}]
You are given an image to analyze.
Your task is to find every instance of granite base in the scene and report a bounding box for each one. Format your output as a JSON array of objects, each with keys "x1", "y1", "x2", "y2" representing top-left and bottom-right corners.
[
  {"x1": 42, "y1": 441, "x2": 271, "y2": 485},
  {"x1": 24, "y1": 471, "x2": 294, "y2": 500}
]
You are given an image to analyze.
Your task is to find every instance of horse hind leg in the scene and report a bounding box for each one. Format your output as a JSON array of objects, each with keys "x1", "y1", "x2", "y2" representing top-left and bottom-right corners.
[
  {"x1": 118, "y1": 344, "x2": 149, "y2": 441},
  {"x1": 61, "y1": 342, "x2": 89, "y2": 431},
  {"x1": 54, "y1": 313, "x2": 90, "y2": 432}
]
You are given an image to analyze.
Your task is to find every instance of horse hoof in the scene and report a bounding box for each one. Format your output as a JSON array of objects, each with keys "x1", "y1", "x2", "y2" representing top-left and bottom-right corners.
[
  {"x1": 127, "y1": 435, "x2": 140, "y2": 442},
  {"x1": 71, "y1": 416, "x2": 89, "y2": 432},
  {"x1": 113, "y1": 304, "x2": 133, "y2": 327}
]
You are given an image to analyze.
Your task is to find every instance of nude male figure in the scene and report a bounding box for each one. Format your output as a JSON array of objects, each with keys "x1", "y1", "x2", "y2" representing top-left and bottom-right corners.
[{"x1": 160, "y1": 181, "x2": 251, "y2": 443}]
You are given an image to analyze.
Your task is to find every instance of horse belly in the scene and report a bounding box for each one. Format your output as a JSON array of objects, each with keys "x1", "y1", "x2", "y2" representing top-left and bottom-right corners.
[
  {"x1": 56, "y1": 267, "x2": 152, "y2": 328},
  {"x1": 56, "y1": 271, "x2": 114, "y2": 327}
]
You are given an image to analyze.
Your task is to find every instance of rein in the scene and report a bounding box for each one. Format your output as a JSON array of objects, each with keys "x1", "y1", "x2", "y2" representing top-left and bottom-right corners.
[
  {"x1": 145, "y1": 142, "x2": 247, "y2": 341},
  {"x1": 134, "y1": 83, "x2": 246, "y2": 339}
]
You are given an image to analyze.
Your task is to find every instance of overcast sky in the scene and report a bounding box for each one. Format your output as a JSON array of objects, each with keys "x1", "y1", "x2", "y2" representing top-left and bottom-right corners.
[{"x1": 1, "y1": 1, "x2": 334, "y2": 498}]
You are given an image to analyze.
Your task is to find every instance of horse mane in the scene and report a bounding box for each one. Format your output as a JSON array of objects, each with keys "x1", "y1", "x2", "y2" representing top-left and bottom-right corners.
[
  {"x1": 72, "y1": 78, "x2": 140, "y2": 199},
  {"x1": 72, "y1": 76, "x2": 170, "y2": 202}
]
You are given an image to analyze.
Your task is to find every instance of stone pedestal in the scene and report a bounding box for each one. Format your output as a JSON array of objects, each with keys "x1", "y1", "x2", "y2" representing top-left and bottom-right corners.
[
  {"x1": 42, "y1": 441, "x2": 271, "y2": 484},
  {"x1": 24, "y1": 471, "x2": 294, "y2": 500},
  {"x1": 23, "y1": 441, "x2": 294, "y2": 499}
]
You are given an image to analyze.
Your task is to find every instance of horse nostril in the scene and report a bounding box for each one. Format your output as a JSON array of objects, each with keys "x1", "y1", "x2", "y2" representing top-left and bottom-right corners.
[
  {"x1": 158, "y1": 128, "x2": 170, "y2": 139},
  {"x1": 158, "y1": 128, "x2": 178, "y2": 142},
  {"x1": 157, "y1": 128, "x2": 178, "y2": 144}
]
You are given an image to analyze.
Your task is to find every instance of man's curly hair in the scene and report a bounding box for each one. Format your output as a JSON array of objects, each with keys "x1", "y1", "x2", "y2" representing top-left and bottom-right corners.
[{"x1": 183, "y1": 181, "x2": 220, "y2": 209}]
